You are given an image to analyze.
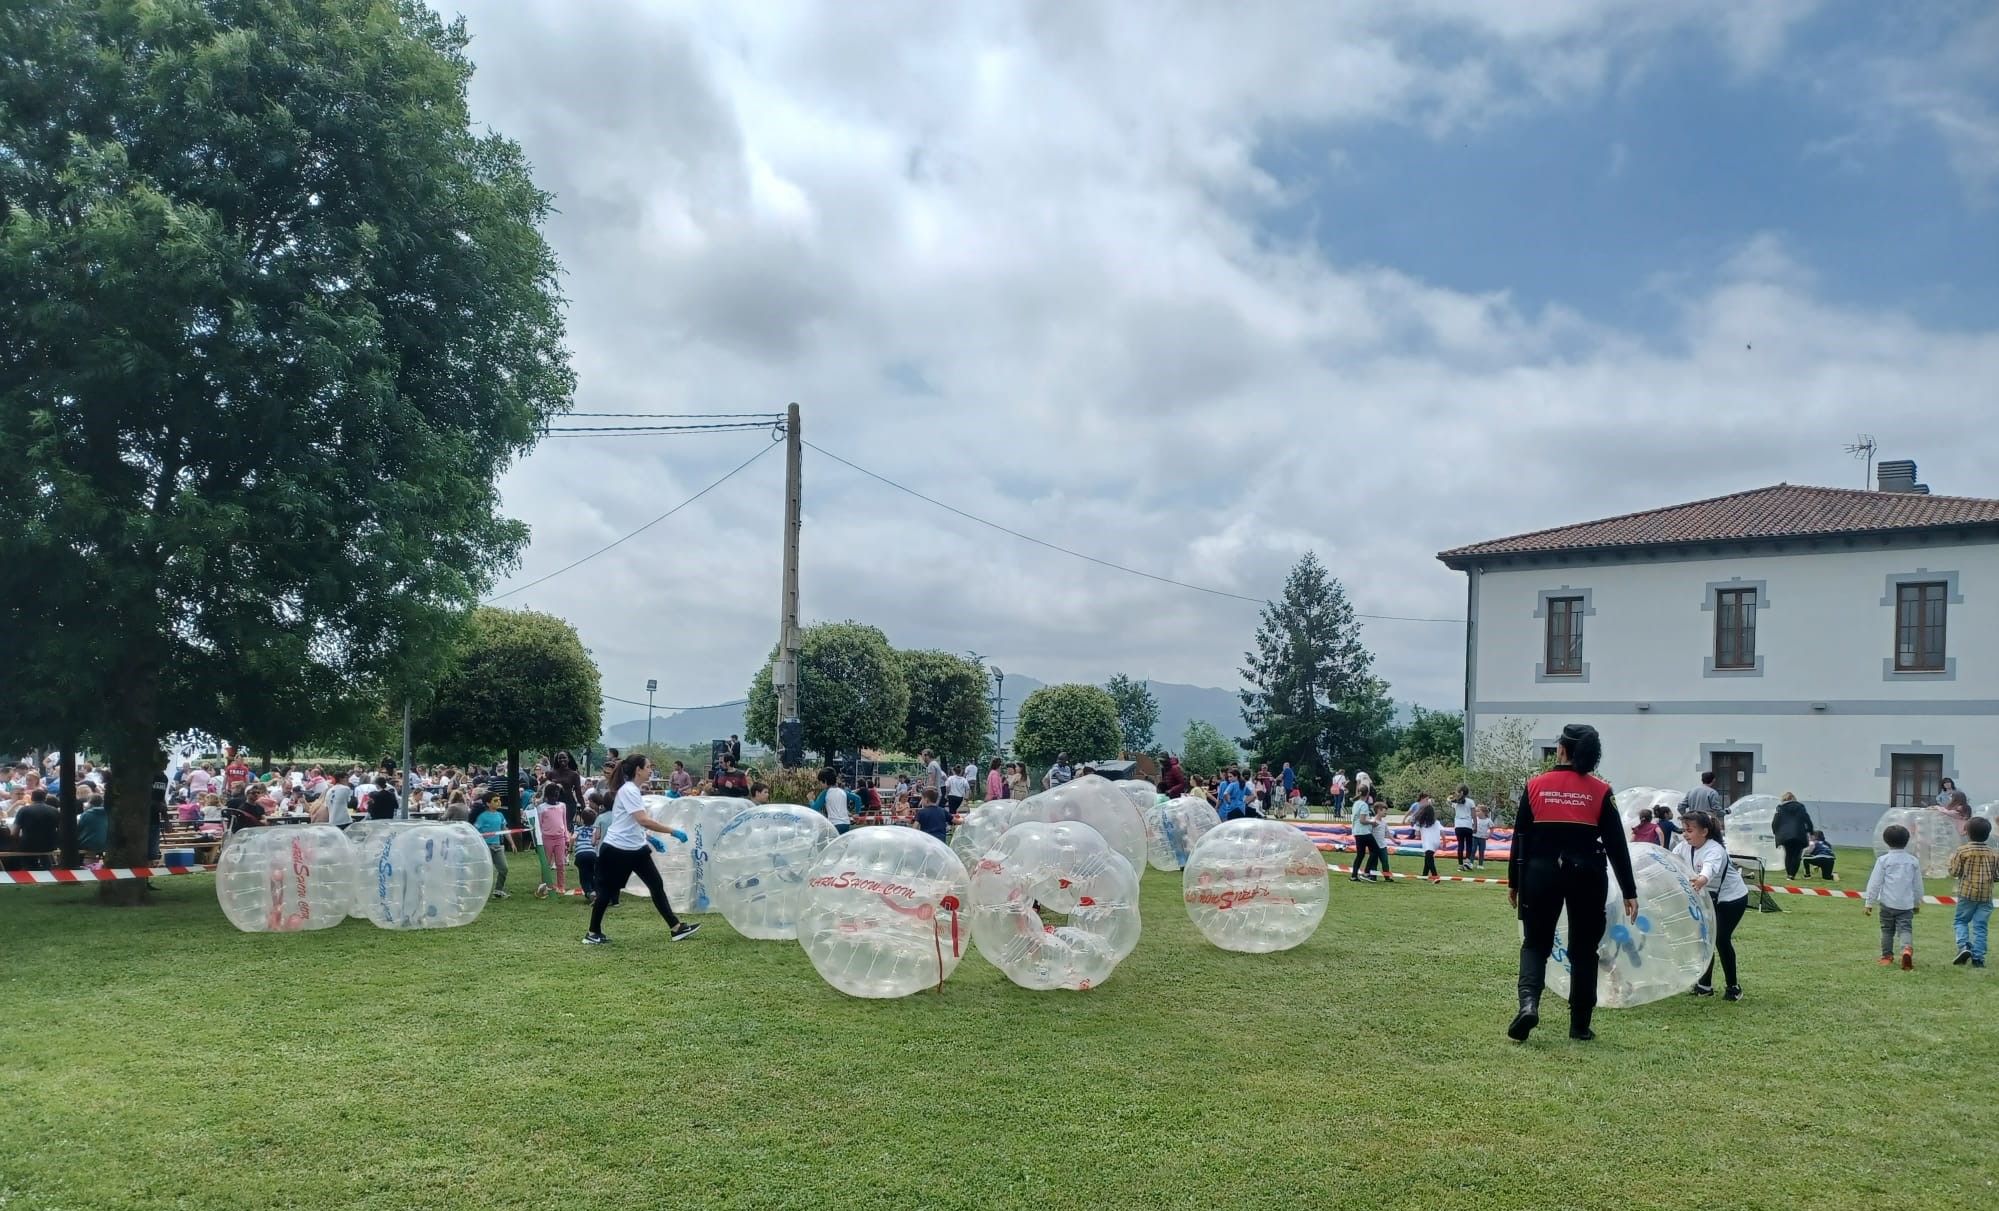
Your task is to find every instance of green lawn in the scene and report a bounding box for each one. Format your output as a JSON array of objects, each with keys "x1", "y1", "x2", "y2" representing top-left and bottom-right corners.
[{"x1": 2, "y1": 853, "x2": 1989, "y2": 1211}]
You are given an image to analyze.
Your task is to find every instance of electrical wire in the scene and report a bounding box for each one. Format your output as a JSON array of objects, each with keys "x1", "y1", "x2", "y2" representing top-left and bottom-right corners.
[
  {"x1": 566, "y1": 412, "x2": 783, "y2": 420},
  {"x1": 603, "y1": 693, "x2": 750, "y2": 712},
  {"x1": 483, "y1": 438, "x2": 780, "y2": 603},
  {"x1": 542, "y1": 422, "x2": 777, "y2": 435},
  {"x1": 805, "y1": 440, "x2": 1464, "y2": 624}
]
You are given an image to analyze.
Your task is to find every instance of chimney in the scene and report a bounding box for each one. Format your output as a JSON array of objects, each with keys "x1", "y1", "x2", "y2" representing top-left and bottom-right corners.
[{"x1": 1876, "y1": 459, "x2": 1929, "y2": 495}]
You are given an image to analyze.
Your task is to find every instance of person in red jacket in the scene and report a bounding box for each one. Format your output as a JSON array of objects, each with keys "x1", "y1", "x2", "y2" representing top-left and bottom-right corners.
[{"x1": 1507, "y1": 723, "x2": 1638, "y2": 1044}]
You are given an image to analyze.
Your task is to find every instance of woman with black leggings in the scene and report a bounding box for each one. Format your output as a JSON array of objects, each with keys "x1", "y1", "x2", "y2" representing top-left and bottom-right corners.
[
  {"x1": 1673, "y1": 809, "x2": 1748, "y2": 1001},
  {"x1": 584, "y1": 754, "x2": 700, "y2": 946}
]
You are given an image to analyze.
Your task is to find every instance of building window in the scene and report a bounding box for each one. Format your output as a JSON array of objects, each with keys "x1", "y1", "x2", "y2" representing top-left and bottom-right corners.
[
  {"x1": 1889, "y1": 753, "x2": 1943, "y2": 809},
  {"x1": 1543, "y1": 596, "x2": 1584, "y2": 676},
  {"x1": 1714, "y1": 588, "x2": 1757, "y2": 670},
  {"x1": 1894, "y1": 582, "x2": 1947, "y2": 671}
]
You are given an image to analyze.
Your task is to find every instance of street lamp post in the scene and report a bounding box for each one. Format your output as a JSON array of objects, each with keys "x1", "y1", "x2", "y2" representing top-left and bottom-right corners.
[
  {"x1": 991, "y1": 666, "x2": 1005, "y2": 758},
  {"x1": 645, "y1": 679, "x2": 658, "y2": 750}
]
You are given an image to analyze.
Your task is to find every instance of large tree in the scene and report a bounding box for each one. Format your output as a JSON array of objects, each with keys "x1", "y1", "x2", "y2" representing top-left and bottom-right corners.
[
  {"x1": 1392, "y1": 707, "x2": 1465, "y2": 766},
  {"x1": 0, "y1": 1, "x2": 572, "y2": 896},
  {"x1": 1238, "y1": 552, "x2": 1388, "y2": 787},
  {"x1": 1178, "y1": 719, "x2": 1238, "y2": 779},
  {"x1": 416, "y1": 607, "x2": 601, "y2": 809},
  {"x1": 1103, "y1": 674, "x2": 1159, "y2": 753},
  {"x1": 1012, "y1": 683, "x2": 1122, "y2": 769},
  {"x1": 744, "y1": 622, "x2": 910, "y2": 764},
  {"x1": 899, "y1": 649, "x2": 993, "y2": 762}
]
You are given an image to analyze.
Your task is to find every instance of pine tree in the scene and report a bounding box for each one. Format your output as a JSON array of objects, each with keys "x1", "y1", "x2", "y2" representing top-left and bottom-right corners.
[{"x1": 1238, "y1": 552, "x2": 1388, "y2": 785}]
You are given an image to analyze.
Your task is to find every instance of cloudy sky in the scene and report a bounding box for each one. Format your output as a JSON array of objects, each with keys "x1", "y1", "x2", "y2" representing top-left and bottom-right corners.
[{"x1": 442, "y1": 0, "x2": 1999, "y2": 719}]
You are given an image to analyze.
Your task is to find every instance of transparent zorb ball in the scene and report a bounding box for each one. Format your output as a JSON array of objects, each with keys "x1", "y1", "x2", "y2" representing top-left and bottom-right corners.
[
  {"x1": 1544, "y1": 842, "x2": 1715, "y2": 1009},
  {"x1": 352, "y1": 821, "x2": 495, "y2": 929},
  {"x1": 1115, "y1": 780, "x2": 1157, "y2": 813},
  {"x1": 214, "y1": 825, "x2": 362, "y2": 933},
  {"x1": 1615, "y1": 787, "x2": 1680, "y2": 834},
  {"x1": 950, "y1": 801, "x2": 1015, "y2": 879},
  {"x1": 1144, "y1": 795, "x2": 1222, "y2": 871},
  {"x1": 341, "y1": 820, "x2": 424, "y2": 918},
  {"x1": 1722, "y1": 795, "x2": 1784, "y2": 869},
  {"x1": 1012, "y1": 774, "x2": 1148, "y2": 881},
  {"x1": 1873, "y1": 806, "x2": 1965, "y2": 879},
  {"x1": 796, "y1": 827, "x2": 969, "y2": 999},
  {"x1": 1182, "y1": 819, "x2": 1329, "y2": 953},
  {"x1": 968, "y1": 820, "x2": 1140, "y2": 991},
  {"x1": 635, "y1": 796, "x2": 747, "y2": 912},
  {"x1": 708, "y1": 805, "x2": 837, "y2": 940}
]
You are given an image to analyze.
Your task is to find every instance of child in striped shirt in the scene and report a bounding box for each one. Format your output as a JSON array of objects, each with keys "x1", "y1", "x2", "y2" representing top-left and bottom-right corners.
[{"x1": 573, "y1": 807, "x2": 599, "y2": 902}]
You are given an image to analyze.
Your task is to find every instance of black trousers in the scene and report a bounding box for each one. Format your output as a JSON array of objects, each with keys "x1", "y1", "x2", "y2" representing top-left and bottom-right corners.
[
  {"x1": 588, "y1": 843, "x2": 680, "y2": 933},
  {"x1": 1801, "y1": 855, "x2": 1834, "y2": 879},
  {"x1": 1422, "y1": 851, "x2": 1439, "y2": 877},
  {"x1": 1517, "y1": 852, "x2": 1609, "y2": 1030},
  {"x1": 1455, "y1": 827, "x2": 1475, "y2": 866},
  {"x1": 1355, "y1": 834, "x2": 1390, "y2": 875},
  {"x1": 1780, "y1": 840, "x2": 1805, "y2": 878},
  {"x1": 575, "y1": 850, "x2": 598, "y2": 897},
  {"x1": 1700, "y1": 895, "x2": 1747, "y2": 989}
]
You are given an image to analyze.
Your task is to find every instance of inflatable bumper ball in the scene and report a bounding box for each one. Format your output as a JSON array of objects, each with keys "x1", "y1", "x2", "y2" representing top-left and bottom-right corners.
[
  {"x1": 1873, "y1": 806, "x2": 1966, "y2": 879},
  {"x1": 796, "y1": 828, "x2": 970, "y2": 998},
  {"x1": 708, "y1": 805, "x2": 837, "y2": 940},
  {"x1": 1182, "y1": 819, "x2": 1329, "y2": 953},
  {"x1": 1012, "y1": 774, "x2": 1148, "y2": 880},
  {"x1": 352, "y1": 821, "x2": 495, "y2": 929},
  {"x1": 1544, "y1": 841, "x2": 1716, "y2": 1009},
  {"x1": 968, "y1": 820, "x2": 1141, "y2": 991},
  {"x1": 215, "y1": 825, "x2": 362, "y2": 933},
  {"x1": 1144, "y1": 795, "x2": 1222, "y2": 872},
  {"x1": 1721, "y1": 794, "x2": 1784, "y2": 869},
  {"x1": 950, "y1": 801, "x2": 1016, "y2": 882}
]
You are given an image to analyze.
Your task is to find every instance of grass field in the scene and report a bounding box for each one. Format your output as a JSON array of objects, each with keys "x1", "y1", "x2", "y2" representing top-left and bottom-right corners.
[{"x1": 2, "y1": 845, "x2": 1990, "y2": 1211}]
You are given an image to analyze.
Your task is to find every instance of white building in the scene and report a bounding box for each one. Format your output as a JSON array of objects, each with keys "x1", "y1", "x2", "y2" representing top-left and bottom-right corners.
[{"x1": 1438, "y1": 467, "x2": 1999, "y2": 845}]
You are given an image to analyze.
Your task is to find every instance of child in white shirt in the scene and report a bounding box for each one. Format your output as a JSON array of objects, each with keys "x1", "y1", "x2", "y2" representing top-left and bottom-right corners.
[{"x1": 1863, "y1": 822, "x2": 1923, "y2": 969}]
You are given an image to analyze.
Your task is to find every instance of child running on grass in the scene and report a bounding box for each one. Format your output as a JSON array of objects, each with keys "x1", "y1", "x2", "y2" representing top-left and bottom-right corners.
[
  {"x1": 573, "y1": 806, "x2": 599, "y2": 901},
  {"x1": 536, "y1": 784, "x2": 573, "y2": 898},
  {"x1": 1863, "y1": 823, "x2": 1920, "y2": 969},
  {"x1": 473, "y1": 794, "x2": 510, "y2": 900}
]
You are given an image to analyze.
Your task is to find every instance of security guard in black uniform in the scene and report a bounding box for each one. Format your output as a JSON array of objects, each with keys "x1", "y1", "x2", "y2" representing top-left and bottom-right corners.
[{"x1": 1508, "y1": 723, "x2": 1638, "y2": 1043}]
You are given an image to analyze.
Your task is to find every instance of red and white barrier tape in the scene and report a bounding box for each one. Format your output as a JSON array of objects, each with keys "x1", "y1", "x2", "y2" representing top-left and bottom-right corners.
[
  {"x1": 2, "y1": 863, "x2": 215, "y2": 886},
  {"x1": 1322, "y1": 860, "x2": 1988, "y2": 906}
]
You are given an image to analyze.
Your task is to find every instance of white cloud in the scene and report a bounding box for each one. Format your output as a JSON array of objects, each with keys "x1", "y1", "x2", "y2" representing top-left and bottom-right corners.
[{"x1": 442, "y1": 0, "x2": 1995, "y2": 719}]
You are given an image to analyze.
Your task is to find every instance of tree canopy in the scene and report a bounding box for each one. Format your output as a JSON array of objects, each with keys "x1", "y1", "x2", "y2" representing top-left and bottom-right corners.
[
  {"x1": 900, "y1": 650, "x2": 993, "y2": 761},
  {"x1": 1178, "y1": 718, "x2": 1238, "y2": 778},
  {"x1": 1393, "y1": 707, "x2": 1465, "y2": 765},
  {"x1": 744, "y1": 622, "x2": 910, "y2": 763},
  {"x1": 1238, "y1": 553, "x2": 1389, "y2": 788},
  {"x1": 417, "y1": 608, "x2": 601, "y2": 760},
  {"x1": 1012, "y1": 683, "x2": 1122, "y2": 769},
  {"x1": 0, "y1": 0, "x2": 573, "y2": 883},
  {"x1": 1103, "y1": 674, "x2": 1159, "y2": 753}
]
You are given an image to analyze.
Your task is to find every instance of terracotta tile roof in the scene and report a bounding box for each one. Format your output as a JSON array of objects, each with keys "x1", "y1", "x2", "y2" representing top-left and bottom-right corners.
[{"x1": 1438, "y1": 484, "x2": 1999, "y2": 565}]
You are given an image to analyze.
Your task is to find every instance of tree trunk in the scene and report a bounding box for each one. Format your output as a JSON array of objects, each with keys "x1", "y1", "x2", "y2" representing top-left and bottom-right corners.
[
  {"x1": 100, "y1": 673, "x2": 164, "y2": 905},
  {"x1": 56, "y1": 744, "x2": 80, "y2": 868}
]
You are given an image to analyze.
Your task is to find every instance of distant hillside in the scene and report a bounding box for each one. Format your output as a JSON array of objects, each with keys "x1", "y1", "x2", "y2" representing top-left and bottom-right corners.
[{"x1": 607, "y1": 675, "x2": 1430, "y2": 755}]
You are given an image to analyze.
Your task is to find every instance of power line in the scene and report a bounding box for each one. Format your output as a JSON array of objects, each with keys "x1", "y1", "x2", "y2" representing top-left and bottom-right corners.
[
  {"x1": 603, "y1": 693, "x2": 749, "y2": 713},
  {"x1": 484, "y1": 438, "x2": 780, "y2": 602},
  {"x1": 543, "y1": 422, "x2": 778, "y2": 435},
  {"x1": 566, "y1": 412, "x2": 783, "y2": 420},
  {"x1": 804, "y1": 440, "x2": 1464, "y2": 623}
]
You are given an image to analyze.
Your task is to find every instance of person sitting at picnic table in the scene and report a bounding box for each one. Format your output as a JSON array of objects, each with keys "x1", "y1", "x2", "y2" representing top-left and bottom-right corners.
[
  {"x1": 77, "y1": 795, "x2": 109, "y2": 854},
  {"x1": 9, "y1": 790, "x2": 60, "y2": 868}
]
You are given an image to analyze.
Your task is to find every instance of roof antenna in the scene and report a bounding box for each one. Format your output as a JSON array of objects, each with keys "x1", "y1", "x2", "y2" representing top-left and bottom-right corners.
[{"x1": 1844, "y1": 434, "x2": 1877, "y2": 489}]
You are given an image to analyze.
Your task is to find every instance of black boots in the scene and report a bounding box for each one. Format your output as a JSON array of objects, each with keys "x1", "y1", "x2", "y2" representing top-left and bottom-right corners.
[
  {"x1": 1507, "y1": 993, "x2": 1541, "y2": 1042},
  {"x1": 1509, "y1": 949, "x2": 1543, "y2": 1042}
]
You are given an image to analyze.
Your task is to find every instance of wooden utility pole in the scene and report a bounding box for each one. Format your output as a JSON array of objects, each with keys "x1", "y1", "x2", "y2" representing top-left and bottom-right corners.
[{"x1": 775, "y1": 402, "x2": 803, "y2": 764}]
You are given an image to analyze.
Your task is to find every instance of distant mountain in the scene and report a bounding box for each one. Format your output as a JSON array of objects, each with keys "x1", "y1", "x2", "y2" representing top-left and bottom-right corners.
[{"x1": 605, "y1": 679, "x2": 1436, "y2": 754}]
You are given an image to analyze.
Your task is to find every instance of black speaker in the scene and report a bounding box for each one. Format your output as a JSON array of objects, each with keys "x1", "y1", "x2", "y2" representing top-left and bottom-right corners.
[{"x1": 778, "y1": 718, "x2": 804, "y2": 768}]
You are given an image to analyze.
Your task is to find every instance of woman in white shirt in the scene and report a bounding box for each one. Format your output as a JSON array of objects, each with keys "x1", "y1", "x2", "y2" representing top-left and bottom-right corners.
[
  {"x1": 1672, "y1": 809, "x2": 1749, "y2": 1001},
  {"x1": 583, "y1": 754, "x2": 698, "y2": 946}
]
